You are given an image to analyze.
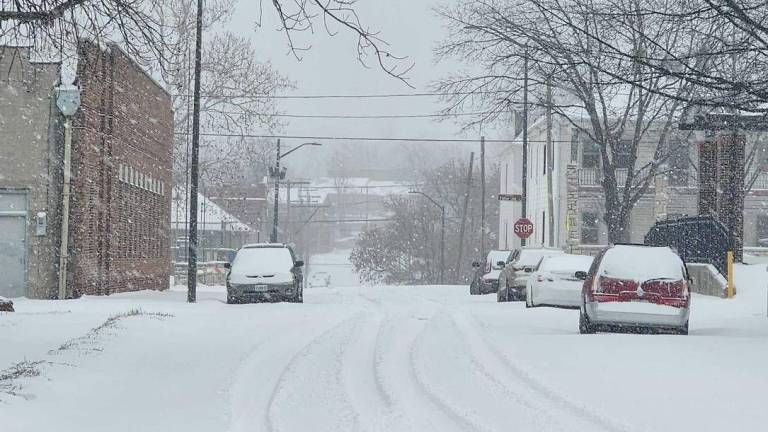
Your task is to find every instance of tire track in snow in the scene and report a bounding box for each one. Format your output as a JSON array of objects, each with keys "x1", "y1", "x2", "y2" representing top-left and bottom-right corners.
[
  {"x1": 460, "y1": 312, "x2": 636, "y2": 432},
  {"x1": 264, "y1": 312, "x2": 365, "y2": 432},
  {"x1": 340, "y1": 312, "x2": 401, "y2": 432},
  {"x1": 444, "y1": 312, "x2": 570, "y2": 432},
  {"x1": 406, "y1": 311, "x2": 488, "y2": 432},
  {"x1": 226, "y1": 310, "x2": 362, "y2": 432}
]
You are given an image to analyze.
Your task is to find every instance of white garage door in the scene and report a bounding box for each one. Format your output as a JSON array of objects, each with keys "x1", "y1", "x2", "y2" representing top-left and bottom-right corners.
[{"x1": 0, "y1": 192, "x2": 27, "y2": 298}]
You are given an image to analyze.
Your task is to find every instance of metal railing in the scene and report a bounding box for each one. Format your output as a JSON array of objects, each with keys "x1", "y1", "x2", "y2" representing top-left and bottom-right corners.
[
  {"x1": 578, "y1": 168, "x2": 628, "y2": 186},
  {"x1": 751, "y1": 172, "x2": 768, "y2": 190}
]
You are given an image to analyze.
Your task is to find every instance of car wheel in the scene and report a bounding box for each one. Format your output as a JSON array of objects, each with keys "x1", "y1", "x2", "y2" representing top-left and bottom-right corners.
[
  {"x1": 677, "y1": 321, "x2": 689, "y2": 335},
  {"x1": 470, "y1": 281, "x2": 479, "y2": 295},
  {"x1": 297, "y1": 287, "x2": 304, "y2": 303},
  {"x1": 227, "y1": 295, "x2": 238, "y2": 305},
  {"x1": 497, "y1": 289, "x2": 505, "y2": 302},
  {"x1": 579, "y1": 310, "x2": 595, "y2": 334}
]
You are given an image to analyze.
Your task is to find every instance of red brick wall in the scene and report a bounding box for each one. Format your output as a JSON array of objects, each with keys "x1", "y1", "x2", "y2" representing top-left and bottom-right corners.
[
  {"x1": 697, "y1": 134, "x2": 745, "y2": 261},
  {"x1": 70, "y1": 41, "x2": 173, "y2": 295}
]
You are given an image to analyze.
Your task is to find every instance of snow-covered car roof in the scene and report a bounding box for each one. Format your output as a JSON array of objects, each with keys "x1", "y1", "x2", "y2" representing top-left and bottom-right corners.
[
  {"x1": 539, "y1": 254, "x2": 594, "y2": 272},
  {"x1": 599, "y1": 245, "x2": 685, "y2": 281}
]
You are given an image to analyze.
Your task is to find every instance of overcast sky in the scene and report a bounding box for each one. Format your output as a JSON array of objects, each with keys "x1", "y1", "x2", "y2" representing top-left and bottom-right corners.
[{"x1": 228, "y1": 0, "x2": 511, "y2": 176}]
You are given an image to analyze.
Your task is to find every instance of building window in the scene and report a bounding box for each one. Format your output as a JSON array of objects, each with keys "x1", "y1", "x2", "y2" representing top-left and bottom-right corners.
[
  {"x1": 757, "y1": 215, "x2": 768, "y2": 246},
  {"x1": 543, "y1": 144, "x2": 547, "y2": 175},
  {"x1": 581, "y1": 212, "x2": 599, "y2": 244},
  {"x1": 668, "y1": 138, "x2": 690, "y2": 186},
  {"x1": 582, "y1": 138, "x2": 600, "y2": 169},
  {"x1": 614, "y1": 139, "x2": 632, "y2": 169}
]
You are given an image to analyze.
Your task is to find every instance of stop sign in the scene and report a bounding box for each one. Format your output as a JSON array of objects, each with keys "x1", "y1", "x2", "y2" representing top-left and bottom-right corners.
[{"x1": 514, "y1": 218, "x2": 534, "y2": 239}]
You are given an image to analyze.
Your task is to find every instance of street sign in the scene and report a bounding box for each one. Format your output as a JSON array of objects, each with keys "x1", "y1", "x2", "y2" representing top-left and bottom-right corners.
[
  {"x1": 514, "y1": 218, "x2": 534, "y2": 239},
  {"x1": 498, "y1": 194, "x2": 522, "y2": 201}
]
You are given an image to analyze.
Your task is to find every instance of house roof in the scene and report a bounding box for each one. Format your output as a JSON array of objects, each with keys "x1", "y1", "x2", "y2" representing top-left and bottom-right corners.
[{"x1": 171, "y1": 187, "x2": 251, "y2": 232}]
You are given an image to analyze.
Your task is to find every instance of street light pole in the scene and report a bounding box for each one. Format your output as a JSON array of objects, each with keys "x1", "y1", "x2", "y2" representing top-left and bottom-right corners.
[
  {"x1": 270, "y1": 141, "x2": 321, "y2": 243},
  {"x1": 409, "y1": 191, "x2": 445, "y2": 285},
  {"x1": 55, "y1": 85, "x2": 81, "y2": 300}
]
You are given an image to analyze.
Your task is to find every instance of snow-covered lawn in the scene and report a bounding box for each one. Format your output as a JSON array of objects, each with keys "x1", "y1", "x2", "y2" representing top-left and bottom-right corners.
[{"x1": 1, "y1": 265, "x2": 767, "y2": 432}]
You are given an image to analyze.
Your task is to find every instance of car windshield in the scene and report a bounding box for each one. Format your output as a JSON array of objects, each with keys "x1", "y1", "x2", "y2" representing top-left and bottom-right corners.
[
  {"x1": 232, "y1": 247, "x2": 294, "y2": 274},
  {"x1": 516, "y1": 249, "x2": 562, "y2": 268},
  {"x1": 487, "y1": 250, "x2": 512, "y2": 269},
  {"x1": 599, "y1": 246, "x2": 684, "y2": 281}
]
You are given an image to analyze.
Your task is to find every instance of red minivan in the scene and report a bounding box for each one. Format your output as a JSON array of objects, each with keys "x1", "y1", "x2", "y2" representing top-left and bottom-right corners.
[{"x1": 578, "y1": 244, "x2": 691, "y2": 335}]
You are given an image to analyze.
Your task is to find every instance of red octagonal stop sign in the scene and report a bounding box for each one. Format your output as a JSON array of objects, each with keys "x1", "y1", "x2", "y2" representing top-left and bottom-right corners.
[{"x1": 514, "y1": 218, "x2": 534, "y2": 239}]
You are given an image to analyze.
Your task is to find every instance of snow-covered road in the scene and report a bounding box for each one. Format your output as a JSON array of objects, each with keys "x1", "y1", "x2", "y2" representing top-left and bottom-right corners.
[{"x1": 2, "y1": 265, "x2": 768, "y2": 432}]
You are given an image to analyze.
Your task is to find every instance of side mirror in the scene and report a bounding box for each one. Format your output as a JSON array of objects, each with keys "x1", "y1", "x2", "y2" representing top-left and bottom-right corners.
[
  {"x1": 496, "y1": 261, "x2": 506, "y2": 268},
  {"x1": 524, "y1": 267, "x2": 534, "y2": 273},
  {"x1": 223, "y1": 262, "x2": 231, "y2": 269},
  {"x1": 575, "y1": 271, "x2": 587, "y2": 280},
  {"x1": 294, "y1": 260, "x2": 304, "y2": 268},
  {"x1": 471, "y1": 261, "x2": 480, "y2": 268}
]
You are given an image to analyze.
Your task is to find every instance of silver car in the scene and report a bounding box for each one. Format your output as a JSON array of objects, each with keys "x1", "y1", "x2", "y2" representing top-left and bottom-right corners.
[
  {"x1": 579, "y1": 244, "x2": 691, "y2": 335},
  {"x1": 498, "y1": 248, "x2": 564, "y2": 302},
  {"x1": 225, "y1": 243, "x2": 304, "y2": 304}
]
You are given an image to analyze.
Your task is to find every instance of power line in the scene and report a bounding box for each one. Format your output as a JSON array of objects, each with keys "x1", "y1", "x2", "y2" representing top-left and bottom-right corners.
[
  {"x1": 207, "y1": 110, "x2": 491, "y2": 119},
  {"x1": 175, "y1": 90, "x2": 513, "y2": 100},
  {"x1": 173, "y1": 132, "x2": 566, "y2": 144}
]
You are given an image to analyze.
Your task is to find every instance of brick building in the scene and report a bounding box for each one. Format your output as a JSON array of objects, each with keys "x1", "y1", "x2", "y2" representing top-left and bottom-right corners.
[
  {"x1": 0, "y1": 43, "x2": 173, "y2": 299},
  {"x1": 70, "y1": 42, "x2": 173, "y2": 295}
]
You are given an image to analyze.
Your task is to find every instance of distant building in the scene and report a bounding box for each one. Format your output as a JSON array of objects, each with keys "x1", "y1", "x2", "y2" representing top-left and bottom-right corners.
[
  {"x1": 0, "y1": 42, "x2": 173, "y2": 299},
  {"x1": 171, "y1": 187, "x2": 251, "y2": 262}
]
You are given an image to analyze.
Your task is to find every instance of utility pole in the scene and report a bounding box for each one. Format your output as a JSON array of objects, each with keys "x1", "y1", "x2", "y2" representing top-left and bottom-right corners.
[
  {"x1": 456, "y1": 152, "x2": 475, "y2": 280},
  {"x1": 480, "y1": 136, "x2": 486, "y2": 258},
  {"x1": 270, "y1": 142, "x2": 320, "y2": 243},
  {"x1": 286, "y1": 180, "x2": 291, "y2": 243},
  {"x1": 546, "y1": 77, "x2": 555, "y2": 247},
  {"x1": 521, "y1": 47, "x2": 529, "y2": 247},
  {"x1": 409, "y1": 191, "x2": 445, "y2": 285},
  {"x1": 186, "y1": 0, "x2": 204, "y2": 303},
  {"x1": 271, "y1": 139, "x2": 281, "y2": 243}
]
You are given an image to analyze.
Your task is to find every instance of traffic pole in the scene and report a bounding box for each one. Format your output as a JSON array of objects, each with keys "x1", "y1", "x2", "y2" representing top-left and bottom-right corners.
[{"x1": 727, "y1": 250, "x2": 734, "y2": 298}]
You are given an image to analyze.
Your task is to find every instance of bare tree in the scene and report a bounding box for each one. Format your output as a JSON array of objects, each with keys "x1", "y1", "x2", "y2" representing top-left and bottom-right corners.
[
  {"x1": 0, "y1": 0, "x2": 172, "y2": 67},
  {"x1": 539, "y1": 0, "x2": 768, "y2": 112},
  {"x1": 157, "y1": 0, "x2": 291, "y2": 189},
  {"x1": 435, "y1": 0, "x2": 694, "y2": 242},
  {"x1": 350, "y1": 160, "x2": 499, "y2": 285}
]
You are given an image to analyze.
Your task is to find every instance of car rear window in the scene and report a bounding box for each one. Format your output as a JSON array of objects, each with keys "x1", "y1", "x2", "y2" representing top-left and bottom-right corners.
[{"x1": 599, "y1": 245, "x2": 684, "y2": 281}]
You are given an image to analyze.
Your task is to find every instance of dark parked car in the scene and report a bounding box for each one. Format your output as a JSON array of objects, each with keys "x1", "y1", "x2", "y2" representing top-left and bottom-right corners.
[
  {"x1": 225, "y1": 243, "x2": 304, "y2": 304},
  {"x1": 470, "y1": 250, "x2": 516, "y2": 295}
]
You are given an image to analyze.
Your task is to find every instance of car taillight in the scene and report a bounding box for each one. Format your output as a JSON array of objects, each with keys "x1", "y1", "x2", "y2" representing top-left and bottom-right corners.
[
  {"x1": 485, "y1": 263, "x2": 491, "y2": 273},
  {"x1": 537, "y1": 275, "x2": 545, "y2": 283}
]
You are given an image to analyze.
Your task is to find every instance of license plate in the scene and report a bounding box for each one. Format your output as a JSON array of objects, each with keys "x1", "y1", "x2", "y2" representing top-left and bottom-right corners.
[{"x1": 253, "y1": 284, "x2": 269, "y2": 292}]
